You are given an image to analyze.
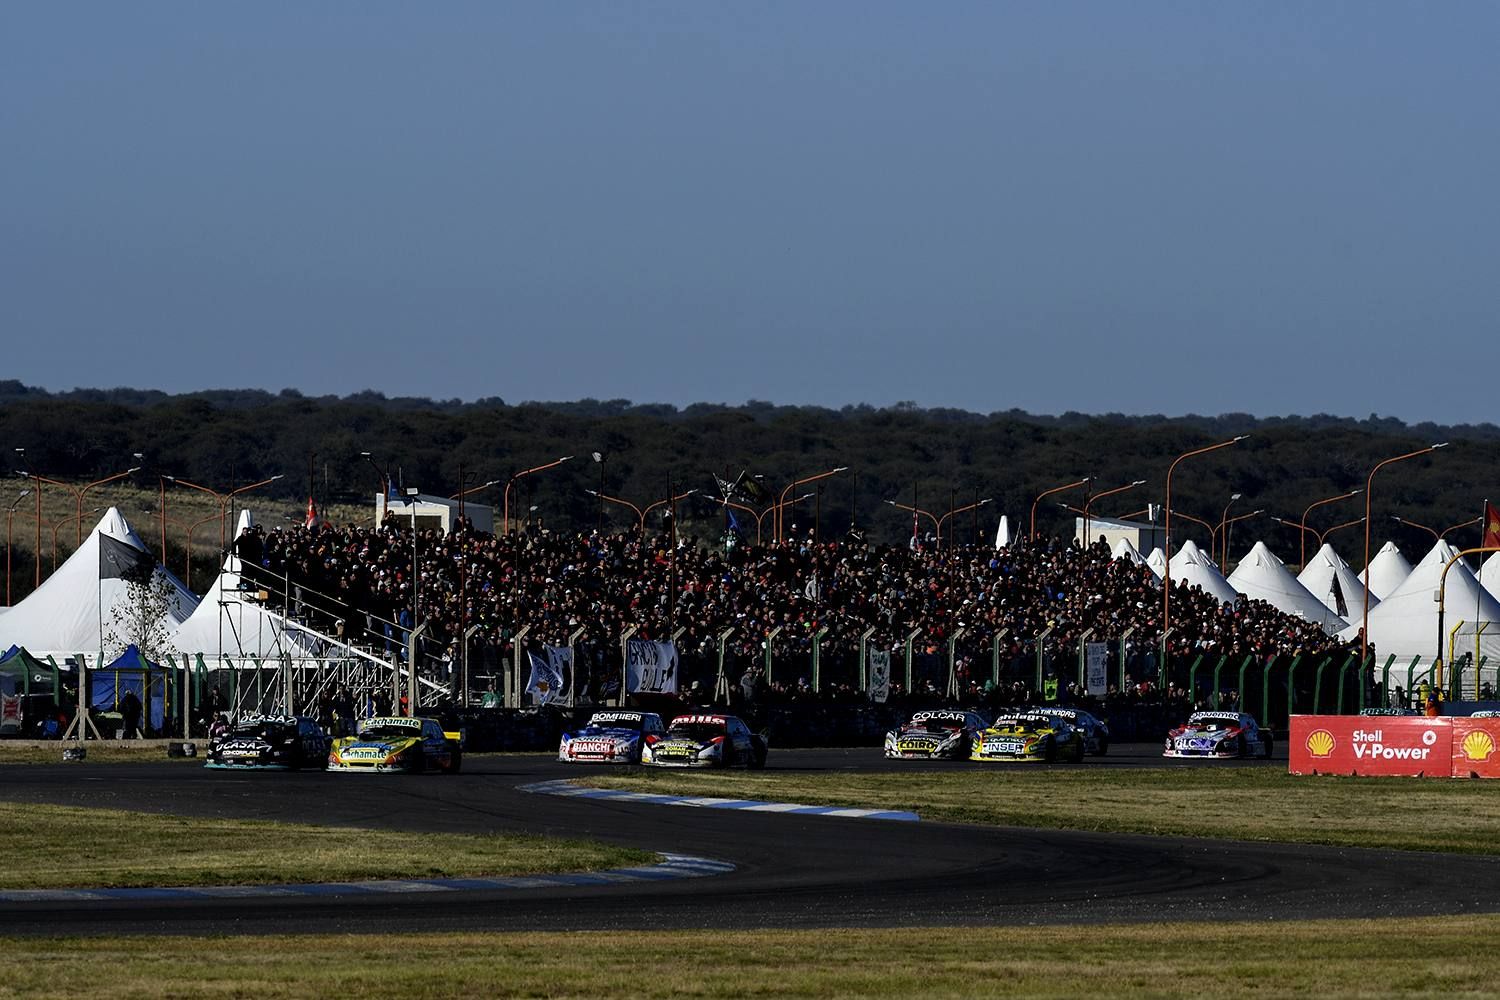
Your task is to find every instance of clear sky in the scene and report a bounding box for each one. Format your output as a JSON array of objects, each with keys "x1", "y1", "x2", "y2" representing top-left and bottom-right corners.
[{"x1": 3, "y1": 3, "x2": 1496, "y2": 423}]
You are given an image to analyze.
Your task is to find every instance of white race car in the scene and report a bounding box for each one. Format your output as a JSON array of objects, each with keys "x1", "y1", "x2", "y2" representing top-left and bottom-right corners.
[
  {"x1": 1163, "y1": 711, "x2": 1273, "y2": 759},
  {"x1": 558, "y1": 710, "x2": 666, "y2": 764}
]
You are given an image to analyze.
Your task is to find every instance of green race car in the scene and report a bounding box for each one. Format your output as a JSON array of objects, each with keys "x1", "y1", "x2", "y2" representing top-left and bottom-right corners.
[{"x1": 971, "y1": 711, "x2": 1085, "y2": 763}]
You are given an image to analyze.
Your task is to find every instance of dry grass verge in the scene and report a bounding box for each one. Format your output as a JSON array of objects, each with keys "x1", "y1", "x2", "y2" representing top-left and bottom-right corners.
[
  {"x1": 0, "y1": 801, "x2": 651, "y2": 889},
  {"x1": 3, "y1": 918, "x2": 1496, "y2": 998}
]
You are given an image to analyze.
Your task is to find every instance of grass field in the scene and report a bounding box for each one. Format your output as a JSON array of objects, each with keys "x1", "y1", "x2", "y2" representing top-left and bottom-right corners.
[
  {"x1": 0, "y1": 801, "x2": 652, "y2": 889},
  {"x1": 4, "y1": 917, "x2": 1496, "y2": 998},
  {"x1": 577, "y1": 765, "x2": 1500, "y2": 854}
]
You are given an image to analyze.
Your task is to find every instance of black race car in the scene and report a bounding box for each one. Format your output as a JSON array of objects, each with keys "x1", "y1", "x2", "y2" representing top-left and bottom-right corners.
[{"x1": 205, "y1": 714, "x2": 330, "y2": 770}]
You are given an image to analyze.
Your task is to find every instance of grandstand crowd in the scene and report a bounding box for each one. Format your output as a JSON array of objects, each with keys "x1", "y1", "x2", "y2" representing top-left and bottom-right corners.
[{"x1": 230, "y1": 515, "x2": 1363, "y2": 710}]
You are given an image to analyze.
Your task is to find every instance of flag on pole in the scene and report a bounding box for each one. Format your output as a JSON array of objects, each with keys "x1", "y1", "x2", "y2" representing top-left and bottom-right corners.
[
  {"x1": 99, "y1": 533, "x2": 153, "y2": 582},
  {"x1": 1484, "y1": 501, "x2": 1500, "y2": 550},
  {"x1": 305, "y1": 497, "x2": 323, "y2": 529},
  {"x1": 1329, "y1": 574, "x2": 1349, "y2": 619}
]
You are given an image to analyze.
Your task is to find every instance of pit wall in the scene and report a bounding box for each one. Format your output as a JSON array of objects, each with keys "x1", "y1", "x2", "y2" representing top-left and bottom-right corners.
[{"x1": 1289, "y1": 715, "x2": 1500, "y2": 778}]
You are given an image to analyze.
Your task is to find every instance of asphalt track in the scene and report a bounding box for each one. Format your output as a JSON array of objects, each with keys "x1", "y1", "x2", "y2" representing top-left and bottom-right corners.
[{"x1": 2, "y1": 745, "x2": 1498, "y2": 936}]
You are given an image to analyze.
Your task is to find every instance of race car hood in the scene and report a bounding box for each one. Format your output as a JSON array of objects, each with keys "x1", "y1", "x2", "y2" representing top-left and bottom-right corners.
[
  {"x1": 1169, "y1": 727, "x2": 1235, "y2": 748},
  {"x1": 567, "y1": 726, "x2": 642, "y2": 741},
  {"x1": 332, "y1": 735, "x2": 420, "y2": 761},
  {"x1": 980, "y1": 722, "x2": 1059, "y2": 739},
  {"x1": 211, "y1": 736, "x2": 278, "y2": 755}
]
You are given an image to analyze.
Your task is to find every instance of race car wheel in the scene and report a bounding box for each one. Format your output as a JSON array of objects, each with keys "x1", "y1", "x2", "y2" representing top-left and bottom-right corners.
[
  {"x1": 1071, "y1": 740, "x2": 1085, "y2": 764},
  {"x1": 749, "y1": 746, "x2": 766, "y2": 770},
  {"x1": 410, "y1": 751, "x2": 426, "y2": 774},
  {"x1": 1094, "y1": 735, "x2": 1109, "y2": 756},
  {"x1": 721, "y1": 742, "x2": 736, "y2": 768},
  {"x1": 448, "y1": 749, "x2": 463, "y2": 774},
  {"x1": 1262, "y1": 736, "x2": 1274, "y2": 759}
]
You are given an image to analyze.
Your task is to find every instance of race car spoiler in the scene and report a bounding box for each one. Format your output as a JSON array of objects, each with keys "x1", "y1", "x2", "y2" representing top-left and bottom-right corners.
[
  {"x1": 1188, "y1": 712, "x2": 1243, "y2": 722},
  {"x1": 590, "y1": 711, "x2": 644, "y2": 724},
  {"x1": 912, "y1": 710, "x2": 970, "y2": 723}
]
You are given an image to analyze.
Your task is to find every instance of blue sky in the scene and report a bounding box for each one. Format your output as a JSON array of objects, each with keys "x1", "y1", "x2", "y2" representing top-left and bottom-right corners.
[{"x1": 3, "y1": 3, "x2": 1496, "y2": 423}]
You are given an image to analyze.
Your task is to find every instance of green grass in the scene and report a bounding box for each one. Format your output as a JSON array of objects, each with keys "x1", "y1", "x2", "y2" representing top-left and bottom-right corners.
[
  {"x1": 3, "y1": 918, "x2": 1498, "y2": 998},
  {"x1": 577, "y1": 766, "x2": 1500, "y2": 854},
  {"x1": 0, "y1": 802, "x2": 652, "y2": 889}
]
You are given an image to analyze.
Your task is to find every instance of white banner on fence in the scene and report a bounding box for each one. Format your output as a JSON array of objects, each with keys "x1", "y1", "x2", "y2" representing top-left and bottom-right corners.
[
  {"x1": 869, "y1": 649, "x2": 891, "y2": 703},
  {"x1": 526, "y1": 646, "x2": 571, "y2": 706},
  {"x1": 625, "y1": 640, "x2": 679, "y2": 695},
  {"x1": 1086, "y1": 642, "x2": 1109, "y2": 698}
]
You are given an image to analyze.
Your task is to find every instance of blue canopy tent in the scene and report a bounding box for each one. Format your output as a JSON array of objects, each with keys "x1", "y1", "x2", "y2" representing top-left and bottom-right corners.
[{"x1": 91, "y1": 645, "x2": 166, "y2": 734}]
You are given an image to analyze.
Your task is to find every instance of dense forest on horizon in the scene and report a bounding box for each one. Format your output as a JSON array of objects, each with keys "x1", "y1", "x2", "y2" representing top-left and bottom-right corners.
[{"x1": 1, "y1": 380, "x2": 1495, "y2": 576}]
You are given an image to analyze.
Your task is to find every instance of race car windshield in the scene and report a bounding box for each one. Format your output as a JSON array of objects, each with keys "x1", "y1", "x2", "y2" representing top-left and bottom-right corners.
[
  {"x1": 360, "y1": 724, "x2": 417, "y2": 740},
  {"x1": 229, "y1": 722, "x2": 285, "y2": 739},
  {"x1": 589, "y1": 717, "x2": 643, "y2": 730},
  {"x1": 668, "y1": 723, "x2": 725, "y2": 741},
  {"x1": 922, "y1": 721, "x2": 963, "y2": 733}
]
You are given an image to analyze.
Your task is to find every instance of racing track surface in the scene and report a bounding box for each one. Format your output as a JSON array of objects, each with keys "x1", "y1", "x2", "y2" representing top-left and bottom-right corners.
[{"x1": 2, "y1": 745, "x2": 1497, "y2": 936}]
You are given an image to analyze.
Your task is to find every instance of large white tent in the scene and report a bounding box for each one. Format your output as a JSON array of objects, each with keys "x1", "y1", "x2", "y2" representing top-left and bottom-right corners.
[
  {"x1": 994, "y1": 515, "x2": 1013, "y2": 549},
  {"x1": 1145, "y1": 547, "x2": 1167, "y2": 579},
  {"x1": 1167, "y1": 540, "x2": 1240, "y2": 605},
  {"x1": 169, "y1": 511, "x2": 322, "y2": 659},
  {"x1": 1361, "y1": 541, "x2": 1413, "y2": 601},
  {"x1": 1338, "y1": 539, "x2": 1500, "y2": 673},
  {"x1": 1112, "y1": 537, "x2": 1146, "y2": 567},
  {"x1": 1479, "y1": 551, "x2": 1500, "y2": 603},
  {"x1": 1228, "y1": 541, "x2": 1345, "y2": 633},
  {"x1": 0, "y1": 508, "x2": 197, "y2": 659},
  {"x1": 1297, "y1": 543, "x2": 1378, "y2": 620}
]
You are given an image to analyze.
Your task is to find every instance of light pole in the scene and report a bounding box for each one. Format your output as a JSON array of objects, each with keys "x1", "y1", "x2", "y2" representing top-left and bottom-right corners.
[
  {"x1": 1030, "y1": 478, "x2": 1091, "y2": 543},
  {"x1": 166, "y1": 474, "x2": 284, "y2": 551},
  {"x1": 1218, "y1": 509, "x2": 1264, "y2": 570},
  {"x1": 1217, "y1": 494, "x2": 1242, "y2": 571},
  {"x1": 591, "y1": 452, "x2": 605, "y2": 532},
  {"x1": 1389, "y1": 514, "x2": 1482, "y2": 544},
  {"x1": 776, "y1": 468, "x2": 847, "y2": 543},
  {"x1": 504, "y1": 457, "x2": 572, "y2": 535},
  {"x1": 406, "y1": 487, "x2": 420, "y2": 625},
  {"x1": 1320, "y1": 516, "x2": 1365, "y2": 547},
  {"x1": 936, "y1": 498, "x2": 992, "y2": 549},
  {"x1": 5, "y1": 489, "x2": 30, "y2": 605},
  {"x1": 586, "y1": 488, "x2": 697, "y2": 537},
  {"x1": 1083, "y1": 481, "x2": 1146, "y2": 551},
  {"x1": 884, "y1": 499, "x2": 939, "y2": 544},
  {"x1": 1361, "y1": 444, "x2": 1447, "y2": 665},
  {"x1": 20, "y1": 466, "x2": 141, "y2": 548},
  {"x1": 1163, "y1": 436, "x2": 1246, "y2": 638},
  {"x1": 713, "y1": 496, "x2": 807, "y2": 545},
  {"x1": 1298, "y1": 489, "x2": 1362, "y2": 569}
]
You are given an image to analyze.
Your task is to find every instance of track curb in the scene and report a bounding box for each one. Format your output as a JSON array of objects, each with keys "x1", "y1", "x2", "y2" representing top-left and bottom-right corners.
[{"x1": 522, "y1": 778, "x2": 921, "y2": 821}]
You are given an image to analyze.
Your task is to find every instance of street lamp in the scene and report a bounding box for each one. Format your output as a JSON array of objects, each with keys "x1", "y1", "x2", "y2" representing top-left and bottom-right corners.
[
  {"x1": 1217, "y1": 494, "x2": 1242, "y2": 571},
  {"x1": 1361, "y1": 444, "x2": 1447, "y2": 665},
  {"x1": 1298, "y1": 489, "x2": 1362, "y2": 569},
  {"x1": 591, "y1": 452, "x2": 605, "y2": 532},
  {"x1": 1389, "y1": 514, "x2": 1482, "y2": 544},
  {"x1": 586, "y1": 488, "x2": 697, "y2": 537},
  {"x1": 884, "y1": 499, "x2": 939, "y2": 545},
  {"x1": 776, "y1": 468, "x2": 847, "y2": 542},
  {"x1": 5, "y1": 489, "x2": 30, "y2": 605},
  {"x1": 504, "y1": 457, "x2": 572, "y2": 535},
  {"x1": 19, "y1": 465, "x2": 141, "y2": 548},
  {"x1": 713, "y1": 495, "x2": 805, "y2": 545},
  {"x1": 1163, "y1": 436, "x2": 1246, "y2": 638},
  {"x1": 166, "y1": 474, "x2": 284, "y2": 551},
  {"x1": 937, "y1": 498, "x2": 992, "y2": 549},
  {"x1": 1217, "y1": 509, "x2": 1264, "y2": 570},
  {"x1": 1030, "y1": 478, "x2": 1091, "y2": 543},
  {"x1": 1320, "y1": 516, "x2": 1365, "y2": 547},
  {"x1": 1083, "y1": 481, "x2": 1146, "y2": 550}
]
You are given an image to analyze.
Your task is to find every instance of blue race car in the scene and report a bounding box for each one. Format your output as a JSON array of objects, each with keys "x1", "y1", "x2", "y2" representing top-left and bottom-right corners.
[{"x1": 559, "y1": 710, "x2": 666, "y2": 764}]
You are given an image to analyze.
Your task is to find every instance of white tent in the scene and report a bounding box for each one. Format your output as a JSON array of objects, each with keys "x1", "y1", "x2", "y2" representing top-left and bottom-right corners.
[
  {"x1": 1145, "y1": 547, "x2": 1167, "y2": 579},
  {"x1": 1297, "y1": 543, "x2": 1378, "y2": 620},
  {"x1": 1228, "y1": 541, "x2": 1346, "y2": 633},
  {"x1": 994, "y1": 515, "x2": 1013, "y2": 549},
  {"x1": 1112, "y1": 537, "x2": 1146, "y2": 566},
  {"x1": 1480, "y1": 551, "x2": 1500, "y2": 603},
  {"x1": 1361, "y1": 541, "x2": 1413, "y2": 601},
  {"x1": 170, "y1": 511, "x2": 322, "y2": 659},
  {"x1": 1338, "y1": 539, "x2": 1500, "y2": 672},
  {"x1": 1166, "y1": 540, "x2": 1240, "y2": 605},
  {"x1": 0, "y1": 508, "x2": 197, "y2": 659}
]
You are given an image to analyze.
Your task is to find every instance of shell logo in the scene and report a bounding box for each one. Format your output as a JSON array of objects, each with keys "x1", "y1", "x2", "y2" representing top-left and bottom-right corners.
[
  {"x1": 1305, "y1": 729, "x2": 1337, "y2": 758},
  {"x1": 1461, "y1": 729, "x2": 1496, "y2": 762}
]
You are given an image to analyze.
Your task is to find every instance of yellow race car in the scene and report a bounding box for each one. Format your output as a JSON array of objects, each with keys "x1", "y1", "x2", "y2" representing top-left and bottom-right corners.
[
  {"x1": 328, "y1": 716, "x2": 463, "y2": 773},
  {"x1": 971, "y1": 712, "x2": 1085, "y2": 763}
]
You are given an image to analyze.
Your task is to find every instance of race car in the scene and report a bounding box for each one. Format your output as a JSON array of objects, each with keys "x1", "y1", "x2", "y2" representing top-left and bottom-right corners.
[
  {"x1": 1033, "y1": 706, "x2": 1110, "y2": 756},
  {"x1": 883, "y1": 709, "x2": 989, "y2": 759},
  {"x1": 640, "y1": 713, "x2": 767, "y2": 769},
  {"x1": 558, "y1": 710, "x2": 666, "y2": 764},
  {"x1": 328, "y1": 716, "x2": 463, "y2": 773},
  {"x1": 971, "y1": 712, "x2": 1085, "y2": 763},
  {"x1": 1163, "y1": 711, "x2": 1273, "y2": 759},
  {"x1": 205, "y1": 714, "x2": 329, "y2": 771}
]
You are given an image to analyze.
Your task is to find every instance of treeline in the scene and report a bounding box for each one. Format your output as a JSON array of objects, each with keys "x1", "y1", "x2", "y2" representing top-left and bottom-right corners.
[{"x1": 2, "y1": 381, "x2": 1496, "y2": 564}]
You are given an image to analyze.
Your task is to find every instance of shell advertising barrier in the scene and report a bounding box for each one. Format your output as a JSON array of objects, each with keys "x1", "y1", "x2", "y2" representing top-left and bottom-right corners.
[{"x1": 1290, "y1": 716, "x2": 1500, "y2": 778}]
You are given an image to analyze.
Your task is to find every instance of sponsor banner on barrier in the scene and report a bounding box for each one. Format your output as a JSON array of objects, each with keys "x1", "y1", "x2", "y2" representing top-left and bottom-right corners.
[
  {"x1": 1290, "y1": 716, "x2": 1451, "y2": 777},
  {"x1": 1451, "y1": 719, "x2": 1500, "y2": 778}
]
